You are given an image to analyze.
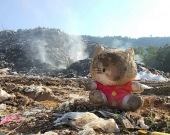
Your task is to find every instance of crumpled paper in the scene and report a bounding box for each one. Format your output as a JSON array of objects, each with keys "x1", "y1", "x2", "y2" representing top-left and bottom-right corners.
[{"x1": 53, "y1": 112, "x2": 120, "y2": 133}]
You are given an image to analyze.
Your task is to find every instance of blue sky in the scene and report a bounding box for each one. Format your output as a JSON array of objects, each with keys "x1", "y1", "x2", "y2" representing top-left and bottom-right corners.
[{"x1": 0, "y1": 0, "x2": 170, "y2": 38}]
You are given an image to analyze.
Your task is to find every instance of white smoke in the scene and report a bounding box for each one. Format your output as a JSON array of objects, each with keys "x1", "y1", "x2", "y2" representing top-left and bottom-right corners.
[
  {"x1": 135, "y1": 54, "x2": 144, "y2": 65},
  {"x1": 111, "y1": 38, "x2": 132, "y2": 49},
  {"x1": 66, "y1": 36, "x2": 88, "y2": 62},
  {"x1": 19, "y1": 1, "x2": 89, "y2": 69},
  {"x1": 20, "y1": 29, "x2": 88, "y2": 69},
  {"x1": 36, "y1": 40, "x2": 47, "y2": 63},
  {"x1": 111, "y1": 38, "x2": 123, "y2": 48},
  {"x1": 28, "y1": 39, "x2": 56, "y2": 68},
  {"x1": 29, "y1": 40, "x2": 47, "y2": 63},
  {"x1": 111, "y1": 38, "x2": 145, "y2": 64}
]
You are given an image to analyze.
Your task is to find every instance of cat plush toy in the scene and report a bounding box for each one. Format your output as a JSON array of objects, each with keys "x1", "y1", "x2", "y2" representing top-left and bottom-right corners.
[{"x1": 86, "y1": 46, "x2": 145, "y2": 111}]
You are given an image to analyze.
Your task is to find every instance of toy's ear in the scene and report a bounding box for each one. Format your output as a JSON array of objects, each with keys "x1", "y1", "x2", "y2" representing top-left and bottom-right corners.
[
  {"x1": 93, "y1": 46, "x2": 105, "y2": 58},
  {"x1": 125, "y1": 48, "x2": 135, "y2": 57}
]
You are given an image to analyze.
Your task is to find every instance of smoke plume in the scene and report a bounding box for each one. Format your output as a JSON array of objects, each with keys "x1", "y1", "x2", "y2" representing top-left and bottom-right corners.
[{"x1": 111, "y1": 38, "x2": 144, "y2": 64}]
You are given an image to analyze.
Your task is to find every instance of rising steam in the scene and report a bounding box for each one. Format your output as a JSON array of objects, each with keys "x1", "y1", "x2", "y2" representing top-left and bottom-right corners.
[
  {"x1": 23, "y1": 29, "x2": 88, "y2": 70},
  {"x1": 65, "y1": 36, "x2": 88, "y2": 62},
  {"x1": 111, "y1": 38, "x2": 144, "y2": 64},
  {"x1": 111, "y1": 38, "x2": 132, "y2": 49}
]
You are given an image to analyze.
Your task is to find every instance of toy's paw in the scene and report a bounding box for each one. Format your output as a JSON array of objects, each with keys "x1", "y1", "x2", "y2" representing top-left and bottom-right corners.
[
  {"x1": 122, "y1": 95, "x2": 143, "y2": 111},
  {"x1": 84, "y1": 80, "x2": 97, "y2": 91},
  {"x1": 89, "y1": 90, "x2": 107, "y2": 106},
  {"x1": 127, "y1": 95, "x2": 143, "y2": 111}
]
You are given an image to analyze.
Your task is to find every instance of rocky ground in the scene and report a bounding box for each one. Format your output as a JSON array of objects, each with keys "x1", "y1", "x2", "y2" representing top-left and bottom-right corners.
[{"x1": 0, "y1": 74, "x2": 170, "y2": 135}]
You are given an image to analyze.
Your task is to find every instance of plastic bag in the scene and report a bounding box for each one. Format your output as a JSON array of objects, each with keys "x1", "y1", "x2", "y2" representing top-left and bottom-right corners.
[
  {"x1": 0, "y1": 89, "x2": 11, "y2": 102},
  {"x1": 0, "y1": 114, "x2": 22, "y2": 125},
  {"x1": 53, "y1": 112, "x2": 120, "y2": 133}
]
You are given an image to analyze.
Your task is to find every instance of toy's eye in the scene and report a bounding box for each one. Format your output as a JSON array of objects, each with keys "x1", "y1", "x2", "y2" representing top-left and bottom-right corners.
[{"x1": 102, "y1": 68, "x2": 106, "y2": 72}]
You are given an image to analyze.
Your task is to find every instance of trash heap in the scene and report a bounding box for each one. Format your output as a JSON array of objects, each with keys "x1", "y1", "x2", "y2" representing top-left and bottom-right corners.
[
  {"x1": 0, "y1": 73, "x2": 170, "y2": 134},
  {"x1": 0, "y1": 27, "x2": 101, "y2": 76},
  {"x1": 0, "y1": 27, "x2": 169, "y2": 79}
]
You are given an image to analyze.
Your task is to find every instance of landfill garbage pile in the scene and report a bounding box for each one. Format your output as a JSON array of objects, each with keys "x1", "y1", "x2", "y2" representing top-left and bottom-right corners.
[
  {"x1": 57, "y1": 58, "x2": 92, "y2": 78},
  {"x1": 0, "y1": 27, "x2": 100, "y2": 76},
  {"x1": 0, "y1": 28, "x2": 170, "y2": 134},
  {"x1": 0, "y1": 27, "x2": 169, "y2": 79},
  {"x1": 0, "y1": 75, "x2": 170, "y2": 134}
]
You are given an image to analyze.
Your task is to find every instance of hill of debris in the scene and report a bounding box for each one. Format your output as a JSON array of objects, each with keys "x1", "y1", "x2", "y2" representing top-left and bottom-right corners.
[
  {"x1": 0, "y1": 27, "x2": 100, "y2": 76},
  {"x1": 0, "y1": 27, "x2": 168, "y2": 78}
]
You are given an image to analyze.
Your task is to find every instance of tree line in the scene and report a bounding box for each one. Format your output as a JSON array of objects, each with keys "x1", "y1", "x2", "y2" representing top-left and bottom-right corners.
[
  {"x1": 134, "y1": 44, "x2": 170, "y2": 72},
  {"x1": 82, "y1": 35, "x2": 170, "y2": 47}
]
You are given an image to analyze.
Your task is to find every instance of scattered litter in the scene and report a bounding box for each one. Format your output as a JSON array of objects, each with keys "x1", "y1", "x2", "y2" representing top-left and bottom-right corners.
[
  {"x1": 95, "y1": 110, "x2": 134, "y2": 129},
  {"x1": 152, "y1": 75, "x2": 167, "y2": 81},
  {"x1": 35, "y1": 131, "x2": 58, "y2": 135},
  {"x1": 57, "y1": 94, "x2": 88, "y2": 111},
  {"x1": 78, "y1": 127, "x2": 96, "y2": 135},
  {"x1": 135, "y1": 117, "x2": 149, "y2": 130},
  {"x1": 0, "y1": 68, "x2": 9, "y2": 75},
  {"x1": 141, "y1": 84, "x2": 153, "y2": 89},
  {"x1": 69, "y1": 94, "x2": 88, "y2": 101},
  {"x1": 96, "y1": 110, "x2": 121, "y2": 119},
  {"x1": 0, "y1": 88, "x2": 11, "y2": 102},
  {"x1": 138, "y1": 130, "x2": 147, "y2": 135},
  {"x1": 118, "y1": 115, "x2": 134, "y2": 129},
  {"x1": 135, "y1": 73, "x2": 141, "y2": 80},
  {"x1": 24, "y1": 85, "x2": 45, "y2": 92},
  {"x1": 53, "y1": 112, "x2": 120, "y2": 133},
  {"x1": 57, "y1": 101, "x2": 72, "y2": 112},
  {"x1": 0, "y1": 114, "x2": 22, "y2": 125},
  {"x1": 21, "y1": 108, "x2": 51, "y2": 117},
  {"x1": 23, "y1": 85, "x2": 53, "y2": 98},
  {"x1": 150, "y1": 131, "x2": 170, "y2": 135},
  {"x1": 0, "y1": 104, "x2": 6, "y2": 111},
  {"x1": 53, "y1": 112, "x2": 89, "y2": 126},
  {"x1": 83, "y1": 118, "x2": 120, "y2": 133},
  {"x1": 137, "y1": 71, "x2": 168, "y2": 82}
]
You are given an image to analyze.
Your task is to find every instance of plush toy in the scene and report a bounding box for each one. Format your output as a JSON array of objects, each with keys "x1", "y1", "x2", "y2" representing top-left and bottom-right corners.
[{"x1": 86, "y1": 46, "x2": 145, "y2": 111}]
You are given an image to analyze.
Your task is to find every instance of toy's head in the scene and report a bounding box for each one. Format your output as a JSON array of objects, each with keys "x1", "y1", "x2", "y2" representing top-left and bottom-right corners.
[{"x1": 90, "y1": 46, "x2": 137, "y2": 86}]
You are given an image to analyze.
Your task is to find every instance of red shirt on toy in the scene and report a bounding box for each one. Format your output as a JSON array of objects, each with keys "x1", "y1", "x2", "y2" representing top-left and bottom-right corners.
[{"x1": 96, "y1": 81, "x2": 133, "y2": 109}]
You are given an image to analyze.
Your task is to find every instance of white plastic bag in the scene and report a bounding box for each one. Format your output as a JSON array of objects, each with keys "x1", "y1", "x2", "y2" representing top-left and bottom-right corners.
[
  {"x1": 53, "y1": 112, "x2": 120, "y2": 133},
  {"x1": 0, "y1": 89, "x2": 11, "y2": 102},
  {"x1": 136, "y1": 117, "x2": 149, "y2": 129}
]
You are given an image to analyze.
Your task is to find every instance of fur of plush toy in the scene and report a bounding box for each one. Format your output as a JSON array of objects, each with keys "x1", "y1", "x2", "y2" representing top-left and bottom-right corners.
[{"x1": 86, "y1": 46, "x2": 145, "y2": 111}]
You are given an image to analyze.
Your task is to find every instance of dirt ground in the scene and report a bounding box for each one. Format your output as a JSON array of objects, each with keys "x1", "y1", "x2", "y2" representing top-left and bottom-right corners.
[{"x1": 0, "y1": 74, "x2": 170, "y2": 135}]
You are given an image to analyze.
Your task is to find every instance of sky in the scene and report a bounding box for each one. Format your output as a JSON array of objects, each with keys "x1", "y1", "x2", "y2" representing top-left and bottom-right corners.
[{"x1": 0, "y1": 0, "x2": 170, "y2": 38}]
